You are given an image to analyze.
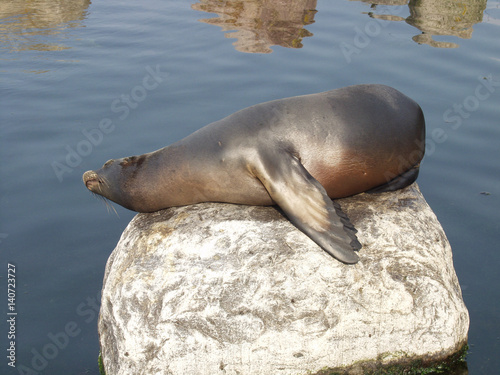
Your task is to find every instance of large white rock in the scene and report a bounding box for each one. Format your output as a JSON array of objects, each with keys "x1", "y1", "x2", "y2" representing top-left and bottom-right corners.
[{"x1": 98, "y1": 184, "x2": 469, "y2": 375}]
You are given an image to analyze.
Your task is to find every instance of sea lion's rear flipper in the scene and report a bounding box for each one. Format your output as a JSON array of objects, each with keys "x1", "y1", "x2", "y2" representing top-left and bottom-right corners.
[
  {"x1": 251, "y1": 150, "x2": 361, "y2": 264},
  {"x1": 366, "y1": 164, "x2": 420, "y2": 194}
]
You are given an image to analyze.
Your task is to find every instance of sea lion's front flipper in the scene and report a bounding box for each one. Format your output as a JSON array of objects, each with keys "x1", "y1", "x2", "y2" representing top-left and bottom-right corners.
[{"x1": 250, "y1": 150, "x2": 361, "y2": 264}]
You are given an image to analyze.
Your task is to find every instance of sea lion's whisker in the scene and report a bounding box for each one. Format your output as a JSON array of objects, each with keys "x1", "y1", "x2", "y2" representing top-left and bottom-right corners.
[
  {"x1": 92, "y1": 193, "x2": 120, "y2": 218},
  {"x1": 100, "y1": 175, "x2": 110, "y2": 188}
]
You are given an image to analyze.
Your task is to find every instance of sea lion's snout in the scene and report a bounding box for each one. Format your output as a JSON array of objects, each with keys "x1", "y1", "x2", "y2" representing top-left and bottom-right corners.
[{"x1": 83, "y1": 170, "x2": 100, "y2": 191}]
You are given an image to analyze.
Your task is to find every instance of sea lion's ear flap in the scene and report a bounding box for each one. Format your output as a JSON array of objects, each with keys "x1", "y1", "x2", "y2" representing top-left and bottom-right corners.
[{"x1": 250, "y1": 149, "x2": 360, "y2": 264}]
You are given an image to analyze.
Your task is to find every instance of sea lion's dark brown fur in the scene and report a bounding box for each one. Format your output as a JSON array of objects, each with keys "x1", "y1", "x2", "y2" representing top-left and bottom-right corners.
[{"x1": 83, "y1": 84, "x2": 425, "y2": 264}]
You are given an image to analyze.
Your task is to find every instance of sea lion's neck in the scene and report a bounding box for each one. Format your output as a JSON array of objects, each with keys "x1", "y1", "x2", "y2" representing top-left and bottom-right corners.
[{"x1": 138, "y1": 143, "x2": 207, "y2": 209}]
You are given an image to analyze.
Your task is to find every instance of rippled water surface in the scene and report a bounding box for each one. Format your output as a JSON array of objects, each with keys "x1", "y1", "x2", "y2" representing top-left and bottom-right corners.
[{"x1": 1, "y1": 0, "x2": 499, "y2": 373}]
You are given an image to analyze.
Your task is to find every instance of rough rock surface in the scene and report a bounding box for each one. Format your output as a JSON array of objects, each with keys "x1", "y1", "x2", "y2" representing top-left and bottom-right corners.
[{"x1": 98, "y1": 183, "x2": 469, "y2": 375}]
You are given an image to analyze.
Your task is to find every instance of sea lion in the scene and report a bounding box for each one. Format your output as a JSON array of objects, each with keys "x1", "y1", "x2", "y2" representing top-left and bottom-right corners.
[{"x1": 83, "y1": 84, "x2": 425, "y2": 264}]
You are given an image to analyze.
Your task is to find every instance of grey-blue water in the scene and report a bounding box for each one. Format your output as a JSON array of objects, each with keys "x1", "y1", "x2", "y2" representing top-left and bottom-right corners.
[{"x1": 1, "y1": 0, "x2": 499, "y2": 374}]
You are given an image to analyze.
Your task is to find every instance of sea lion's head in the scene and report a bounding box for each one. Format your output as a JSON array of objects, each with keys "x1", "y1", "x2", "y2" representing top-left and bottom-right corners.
[{"x1": 83, "y1": 154, "x2": 155, "y2": 212}]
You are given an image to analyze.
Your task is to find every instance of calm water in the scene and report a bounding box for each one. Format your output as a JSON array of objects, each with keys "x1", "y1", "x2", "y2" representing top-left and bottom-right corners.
[{"x1": 1, "y1": 0, "x2": 499, "y2": 374}]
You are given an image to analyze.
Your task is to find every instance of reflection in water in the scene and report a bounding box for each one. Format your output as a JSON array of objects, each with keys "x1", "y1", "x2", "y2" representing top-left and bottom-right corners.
[
  {"x1": 193, "y1": 0, "x2": 487, "y2": 52},
  {"x1": 356, "y1": 0, "x2": 487, "y2": 48},
  {"x1": 0, "y1": 0, "x2": 91, "y2": 52},
  {"x1": 192, "y1": 0, "x2": 317, "y2": 53},
  {"x1": 407, "y1": 0, "x2": 486, "y2": 48}
]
